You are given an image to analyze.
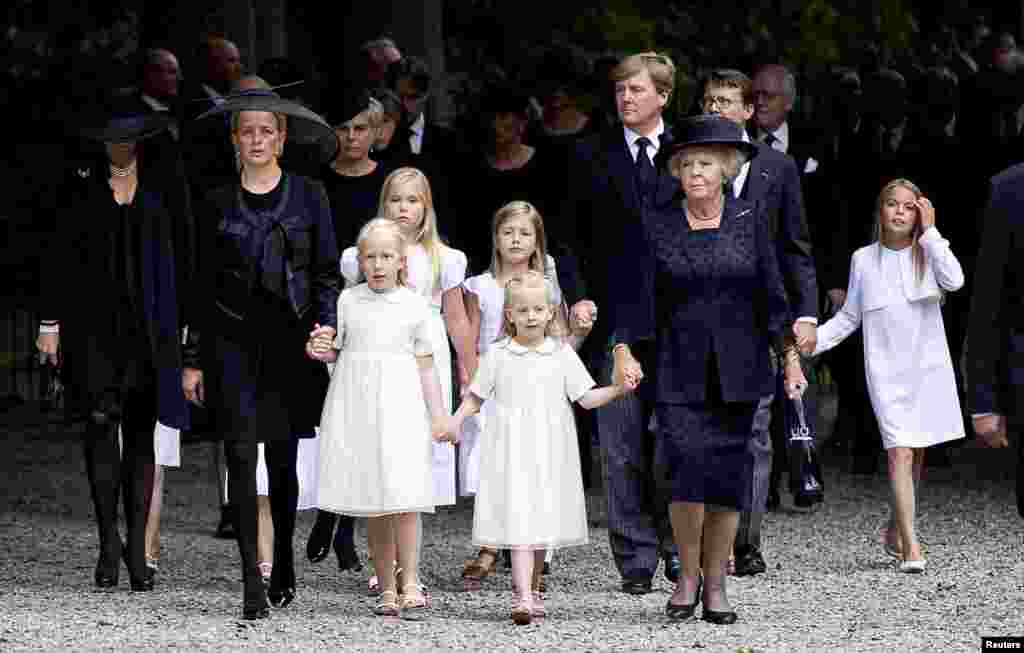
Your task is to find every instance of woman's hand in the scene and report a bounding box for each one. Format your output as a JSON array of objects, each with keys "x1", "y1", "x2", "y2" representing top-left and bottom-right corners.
[
  {"x1": 183, "y1": 367, "x2": 204, "y2": 405},
  {"x1": 783, "y1": 355, "x2": 807, "y2": 399},
  {"x1": 917, "y1": 196, "x2": 935, "y2": 231},
  {"x1": 36, "y1": 334, "x2": 59, "y2": 365}
]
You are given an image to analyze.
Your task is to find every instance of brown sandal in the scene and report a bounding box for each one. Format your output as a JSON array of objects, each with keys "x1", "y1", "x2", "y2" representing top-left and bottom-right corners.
[
  {"x1": 462, "y1": 548, "x2": 498, "y2": 591},
  {"x1": 373, "y1": 590, "x2": 399, "y2": 617},
  {"x1": 511, "y1": 597, "x2": 532, "y2": 625}
]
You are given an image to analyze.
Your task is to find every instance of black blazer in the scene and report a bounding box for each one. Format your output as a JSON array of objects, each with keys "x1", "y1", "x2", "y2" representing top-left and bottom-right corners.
[
  {"x1": 740, "y1": 143, "x2": 818, "y2": 320},
  {"x1": 642, "y1": 195, "x2": 790, "y2": 404},
  {"x1": 566, "y1": 124, "x2": 676, "y2": 351},
  {"x1": 967, "y1": 163, "x2": 1024, "y2": 419}
]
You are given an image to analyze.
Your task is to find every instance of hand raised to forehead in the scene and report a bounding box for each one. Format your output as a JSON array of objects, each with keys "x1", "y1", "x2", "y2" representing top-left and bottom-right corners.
[{"x1": 917, "y1": 196, "x2": 935, "y2": 230}]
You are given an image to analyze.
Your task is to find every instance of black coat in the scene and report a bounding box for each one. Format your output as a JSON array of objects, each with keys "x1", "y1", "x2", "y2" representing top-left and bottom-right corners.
[
  {"x1": 184, "y1": 173, "x2": 341, "y2": 440},
  {"x1": 643, "y1": 195, "x2": 790, "y2": 404}
]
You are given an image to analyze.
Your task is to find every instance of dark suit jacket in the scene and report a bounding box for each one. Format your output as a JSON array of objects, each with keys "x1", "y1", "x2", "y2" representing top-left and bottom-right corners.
[
  {"x1": 566, "y1": 123, "x2": 677, "y2": 355},
  {"x1": 642, "y1": 195, "x2": 790, "y2": 404},
  {"x1": 967, "y1": 163, "x2": 1024, "y2": 420},
  {"x1": 739, "y1": 143, "x2": 818, "y2": 320}
]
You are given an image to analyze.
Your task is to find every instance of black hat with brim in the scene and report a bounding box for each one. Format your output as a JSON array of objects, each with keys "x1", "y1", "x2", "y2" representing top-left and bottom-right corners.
[
  {"x1": 323, "y1": 88, "x2": 375, "y2": 128},
  {"x1": 195, "y1": 88, "x2": 339, "y2": 163},
  {"x1": 80, "y1": 112, "x2": 174, "y2": 144},
  {"x1": 668, "y1": 115, "x2": 759, "y2": 161}
]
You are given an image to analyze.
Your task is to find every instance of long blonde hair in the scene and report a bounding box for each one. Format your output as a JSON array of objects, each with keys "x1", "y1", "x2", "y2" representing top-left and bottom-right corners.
[
  {"x1": 873, "y1": 178, "x2": 927, "y2": 283},
  {"x1": 489, "y1": 201, "x2": 550, "y2": 278},
  {"x1": 500, "y1": 270, "x2": 566, "y2": 340},
  {"x1": 377, "y1": 167, "x2": 445, "y2": 290},
  {"x1": 353, "y1": 217, "x2": 409, "y2": 287}
]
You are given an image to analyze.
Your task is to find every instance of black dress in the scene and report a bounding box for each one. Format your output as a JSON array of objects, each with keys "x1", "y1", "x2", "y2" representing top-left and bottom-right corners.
[{"x1": 319, "y1": 161, "x2": 390, "y2": 252}]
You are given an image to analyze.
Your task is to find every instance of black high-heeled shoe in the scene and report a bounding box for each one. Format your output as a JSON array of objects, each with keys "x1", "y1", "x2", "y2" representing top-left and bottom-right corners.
[
  {"x1": 665, "y1": 576, "x2": 701, "y2": 621},
  {"x1": 306, "y1": 511, "x2": 337, "y2": 563},
  {"x1": 242, "y1": 584, "x2": 270, "y2": 620}
]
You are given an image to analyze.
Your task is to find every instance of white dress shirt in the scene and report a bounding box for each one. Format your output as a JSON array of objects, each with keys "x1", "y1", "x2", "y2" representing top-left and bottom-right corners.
[
  {"x1": 759, "y1": 121, "x2": 789, "y2": 153},
  {"x1": 409, "y1": 112, "x2": 425, "y2": 155},
  {"x1": 623, "y1": 118, "x2": 665, "y2": 162}
]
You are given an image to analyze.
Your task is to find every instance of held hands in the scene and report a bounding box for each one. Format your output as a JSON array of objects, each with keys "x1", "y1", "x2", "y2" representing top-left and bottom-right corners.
[
  {"x1": 782, "y1": 353, "x2": 807, "y2": 399},
  {"x1": 972, "y1": 414, "x2": 1009, "y2": 448},
  {"x1": 569, "y1": 300, "x2": 598, "y2": 336},
  {"x1": 611, "y1": 348, "x2": 643, "y2": 392},
  {"x1": 36, "y1": 334, "x2": 59, "y2": 365},
  {"x1": 432, "y1": 415, "x2": 458, "y2": 444},
  {"x1": 917, "y1": 196, "x2": 935, "y2": 231},
  {"x1": 306, "y1": 323, "x2": 338, "y2": 362},
  {"x1": 182, "y1": 367, "x2": 204, "y2": 405},
  {"x1": 792, "y1": 321, "x2": 818, "y2": 356}
]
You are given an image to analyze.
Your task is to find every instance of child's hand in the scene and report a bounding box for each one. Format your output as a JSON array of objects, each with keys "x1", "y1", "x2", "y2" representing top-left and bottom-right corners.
[
  {"x1": 570, "y1": 300, "x2": 598, "y2": 335},
  {"x1": 306, "y1": 323, "x2": 337, "y2": 361},
  {"x1": 612, "y1": 354, "x2": 643, "y2": 390},
  {"x1": 917, "y1": 196, "x2": 935, "y2": 231},
  {"x1": 432, "y1": 416, "x2": 457, "y2": 443}
]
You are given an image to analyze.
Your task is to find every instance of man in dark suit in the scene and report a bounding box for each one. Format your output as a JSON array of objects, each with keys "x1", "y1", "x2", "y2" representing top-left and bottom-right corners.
[
  {"x1": 968, "y1": 163, "x2": 1024, "y2": 519},
  {"x1": 566, "y1": 52, "x2": 680, "y2": 595},
  {"x1": 702, "y1": 69, "x2": 819, "y2": 576}
]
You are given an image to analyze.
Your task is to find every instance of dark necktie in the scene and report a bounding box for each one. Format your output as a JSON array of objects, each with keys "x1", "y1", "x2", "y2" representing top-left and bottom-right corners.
[{"x1": 635, "y1": 136, "x2": 655, "y2": 196}]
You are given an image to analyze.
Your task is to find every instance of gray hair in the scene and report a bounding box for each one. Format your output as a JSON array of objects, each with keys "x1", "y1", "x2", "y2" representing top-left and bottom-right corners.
[{"x1": 668, "y1": 144, "x2": 746, "y2": 187}]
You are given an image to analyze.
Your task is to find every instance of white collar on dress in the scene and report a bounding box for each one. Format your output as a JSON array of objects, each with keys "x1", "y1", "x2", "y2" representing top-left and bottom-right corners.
[{"x1": 500, "y1": 336, "x2": 558, "y2": 356}]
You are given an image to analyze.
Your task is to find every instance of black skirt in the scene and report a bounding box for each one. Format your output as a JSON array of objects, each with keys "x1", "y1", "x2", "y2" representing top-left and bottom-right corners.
[{"x1": 654, "y1": 357, "x2": 757, "y2": 510}]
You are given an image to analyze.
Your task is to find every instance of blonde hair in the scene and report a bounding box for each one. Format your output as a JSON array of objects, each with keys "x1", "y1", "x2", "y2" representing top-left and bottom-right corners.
[
  {"x1": 378, "y1": 167, "x2": 445, "y2": 289},
  {"x1": 611, "y1": 52, "x2": 676, "y2": 99},
  {"x1": 873, "y1": 178, "x2": 927, "y2": 283},
  {"x1": 500, "y1": 270, "x2": 566, "y2": 340},
  {"x1": 354, "y1": 217, "x2": 409, "y2": 287},
  {"x1": 229, "y1": 76, "x2": 288, "y2": 132},
  {"x1": 489, "y1": 201, "x2": 550, "y2": 278},
  {"x1": 668, "y1": 144, "x2": 745, "y2": 187}
]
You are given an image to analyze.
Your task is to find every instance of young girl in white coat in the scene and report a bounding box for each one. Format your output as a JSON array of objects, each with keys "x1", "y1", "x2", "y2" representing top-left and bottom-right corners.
[
  {"x1": 309, "y1": 219, "x2": 448, "y2": 618},
  {"x1": 457, "y1": 201, "x2": 596, "y2": 590},
  {"x1": 811, "y1": 179, "x2": 965, "y2": 573},
  {"x1": 437, "y1": 271, "x2": 628, "y2": 624}
]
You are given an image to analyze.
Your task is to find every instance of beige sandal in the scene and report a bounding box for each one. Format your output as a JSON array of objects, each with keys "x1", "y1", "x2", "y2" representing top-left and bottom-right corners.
[
  {"x1": 373, "y1": 590, "x2": 400, "y2": 617},
  {"x1": 400, "y1": 583, "x2": 429, "y2": 620}
]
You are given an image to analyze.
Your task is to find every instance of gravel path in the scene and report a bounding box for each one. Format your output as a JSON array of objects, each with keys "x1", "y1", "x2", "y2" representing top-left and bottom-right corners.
[{"x1": 0, "y1": 403, "x2": 1021, "y2": 653}]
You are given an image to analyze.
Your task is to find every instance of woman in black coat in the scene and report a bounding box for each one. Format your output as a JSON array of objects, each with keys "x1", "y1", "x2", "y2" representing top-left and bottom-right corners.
[
  {"x1": 183, "y1": 89, "x2": 341, "y2": 620},
  {"x1": 36, "y1": 103, "x2": 192, "y2": 592},
  {"x1": 615, "y1": 116, "x2": 806, "y2": 625}
]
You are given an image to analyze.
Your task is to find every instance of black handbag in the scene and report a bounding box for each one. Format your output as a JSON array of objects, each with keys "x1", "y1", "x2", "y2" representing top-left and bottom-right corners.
[{"x1": 784, "y1": 395, "x2": 824, "y2": 502}]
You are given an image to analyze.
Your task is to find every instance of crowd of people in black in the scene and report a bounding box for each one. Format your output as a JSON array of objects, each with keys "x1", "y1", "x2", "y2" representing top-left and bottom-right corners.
[{"x1": 27, "y1": 17, "x2": 1024, "y2": 625}]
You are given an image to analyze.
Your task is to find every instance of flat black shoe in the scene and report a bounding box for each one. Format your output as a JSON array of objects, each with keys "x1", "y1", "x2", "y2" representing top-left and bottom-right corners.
[
  {"x1": 306, "y1": 511, "x2": 337, "y2": 563},
  {"x1": 242, "y1": 603, "x2": 270, "y2": 620},
  {"x1": 130, "y1": 570, "x2": 155, "y2": 592},
  {"x1": 267, "y1": 586, "x2": 295, "y2": 608},
  {"x1": 94, "y1": 549, "x2": 119, "y2": 588},
  {"x1": 733, "y1": 545, "x2": 767, "y2": 577},
  {"x1": 701, "y1": 607, "x2": 738, "y2": 625},
  {"x1": 334, "y1": 543, "x2": 363, "y2": 572},
  {"x1": 215, "y1": 504, "x2": 238, "y2": 540},
  {"x1": 621, "y1": 579, "x2": 652, "y2": 595},
  {"x1": 663, "y1": 555, "x2": 681, "y2": 583}
]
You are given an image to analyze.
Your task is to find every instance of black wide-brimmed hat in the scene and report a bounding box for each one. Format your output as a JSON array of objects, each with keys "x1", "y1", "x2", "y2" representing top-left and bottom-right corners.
[
  {"x1": 323, "y1": 87, "x2": 375, "y2": 128},
  {"x1": 195, "y1": 87, "x2": 339, "y2": 162},
  {"x1": 668, "y1": 115, "x2": 759, "y2": 161},
  {"x1": 79, "y1": 98, "x2": 175, "y2": 144}
]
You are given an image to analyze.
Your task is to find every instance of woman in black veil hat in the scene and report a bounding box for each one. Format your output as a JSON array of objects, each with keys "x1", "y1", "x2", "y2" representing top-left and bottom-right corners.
[
  {"x1": 36, "y1": 97, "x2": 193, "y2": 593},
  {"x1": 183, "y1": 88, "x2": 341, "y2": 619}
]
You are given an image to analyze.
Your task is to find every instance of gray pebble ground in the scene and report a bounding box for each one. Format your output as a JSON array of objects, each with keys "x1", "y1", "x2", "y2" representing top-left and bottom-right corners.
[{"x1": 1, "y1": 401, "x2": 1022, "y2": 653}]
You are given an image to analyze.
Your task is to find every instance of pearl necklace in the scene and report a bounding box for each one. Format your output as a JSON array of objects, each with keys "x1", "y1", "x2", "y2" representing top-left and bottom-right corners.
[{"x1": 109, "y1": 160, "x2": 137, "y2": 177}]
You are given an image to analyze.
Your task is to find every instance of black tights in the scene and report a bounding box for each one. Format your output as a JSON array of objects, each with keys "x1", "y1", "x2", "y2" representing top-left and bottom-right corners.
[
  {"x1": 225, "y1": 439, "x2": 299, "y2": 599},
  {"x1": 83, "y1": 391, "x2": 155, "y2": 582}
]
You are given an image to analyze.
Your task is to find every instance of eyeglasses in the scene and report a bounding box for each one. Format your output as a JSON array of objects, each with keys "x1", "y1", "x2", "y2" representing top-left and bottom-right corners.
[{"x1": 702, "y1": 95, "x2": 737, "y2": 110}]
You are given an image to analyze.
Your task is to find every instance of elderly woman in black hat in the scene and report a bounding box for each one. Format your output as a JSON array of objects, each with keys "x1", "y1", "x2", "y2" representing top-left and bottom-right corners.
[
  {"x1": 183, "y1": 88, "x2": 341, "y2": 619},
  {"x1": 615, "y1": 116, "x2": 805, "y2": 624},
  {"x1": 35, "y1": 99, "x2": 193, "y2": 593}
]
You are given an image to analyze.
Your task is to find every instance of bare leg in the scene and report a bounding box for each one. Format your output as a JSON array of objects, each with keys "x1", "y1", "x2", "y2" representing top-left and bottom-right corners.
[
  {"x1": 510, "y1": 549, "x2": 534, "y2": 604},
  {"x1": 887, "y1": 447, "x2": 923, "y2": 561},
  {"x1": 257, "y1": 495, "x2": 274, "y2": 577},
  {"x1": 702, "y1": 510, "x2": 740, "y2": 612},
  {"x1": 145, "y1": 464, "x2": 164, "y2": 567},
  {"x1": 367, "y1": 516, "x2": 397, "y2": 595},
  {"x1": 669, "y1": 502, "x2": 704, "y2": 605},
  {"x1": 395, "y1": 512, "x2": 421, "y2": 589}
]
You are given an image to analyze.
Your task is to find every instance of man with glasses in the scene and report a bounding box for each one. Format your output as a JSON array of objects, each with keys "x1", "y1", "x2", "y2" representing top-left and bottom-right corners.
[{"x1": 701, "y1": 69, "x2": 819, "y2": 577}]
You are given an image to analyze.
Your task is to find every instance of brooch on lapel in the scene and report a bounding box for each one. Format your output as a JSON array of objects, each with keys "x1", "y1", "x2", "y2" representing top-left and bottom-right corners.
[{"x1": 76, "y1": 168, "x2": 91, "y2": 179}]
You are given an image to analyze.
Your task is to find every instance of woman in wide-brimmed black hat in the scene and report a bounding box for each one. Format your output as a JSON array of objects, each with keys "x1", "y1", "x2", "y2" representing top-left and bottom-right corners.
[
  {"x1": 182, "y1": 87, "x2": 341, "y2": 620},
  {"x1": 35, "y1": 96, "x2": 194, "y2": 593},
  {"x1": 613, "y1": 115, "x2": 806, "y2": 625}
]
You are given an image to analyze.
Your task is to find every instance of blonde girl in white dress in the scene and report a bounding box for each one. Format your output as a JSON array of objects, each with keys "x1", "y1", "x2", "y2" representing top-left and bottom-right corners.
[
  {"x1": 309, "y1": 219, "x2": 447, "y2": 618},
  {"x1": 340, "y1": 167, "x2": 470, "y2": 592},
  {"x1": 811, "y1": 179, "x2": 965, "y2": 573},
  {"x1": 437, "y1": 271, "x2": 630, "y2": 624},
  {"x1": 457, "y1": 201, "x2": 596, "y2": 590}
]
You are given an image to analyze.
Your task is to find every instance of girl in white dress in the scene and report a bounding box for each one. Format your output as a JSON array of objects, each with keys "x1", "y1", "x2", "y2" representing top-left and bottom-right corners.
[
  {"x1": 811, "y1": 179, "x2": 965, "y2": 573},
  {"x1": 309, "y1": 219, "x2": 447, "y2": 618},
  {"x1": 339, "y1": 168, "x2": 469, "y2": 593},
  {"x1": 458, "y1": 201, "x2": 595, "y2": 590},
  {"x1": 437, "y1": 270, "x2": 630, "y2": 624}
]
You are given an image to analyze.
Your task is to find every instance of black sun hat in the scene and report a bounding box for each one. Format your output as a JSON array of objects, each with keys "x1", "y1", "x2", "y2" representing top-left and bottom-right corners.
[
  {"x1": 668, "y1": 115, "x2": 759, "y2": 161},
  {"x1": 195, "y1": 87, "x2": 339, "y2": 162},
  {"x1": 78, "y1": 94, "x2": 175, "y2": 144}
]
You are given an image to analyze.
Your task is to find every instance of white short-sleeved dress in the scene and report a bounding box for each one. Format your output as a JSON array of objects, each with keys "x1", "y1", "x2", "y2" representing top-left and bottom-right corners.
[
  {"x1": 458, "y1": 262, "x2": 562, "y2": 496},
  {"x1": 813, "y1": 227, "x2": 966, "y2": 449},
  {"x1": 316, "y1": 283, "x2": 439, "y2": 516},
  {"x1": 469, "y1": 337, "x2": 594, "y2": 550},
  {"x1": 341, "y1": 243, "x2": 466, "y2": 507}
]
